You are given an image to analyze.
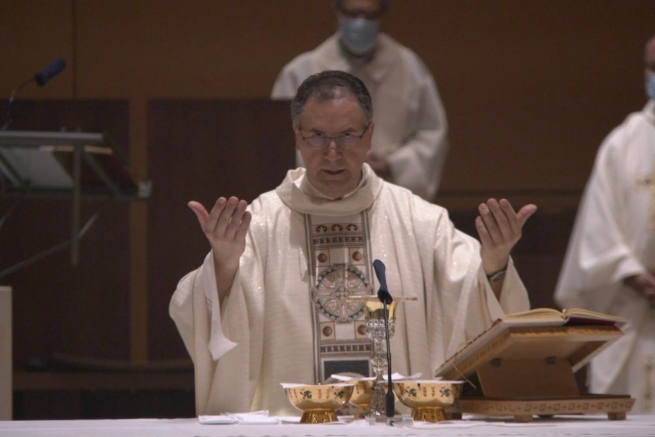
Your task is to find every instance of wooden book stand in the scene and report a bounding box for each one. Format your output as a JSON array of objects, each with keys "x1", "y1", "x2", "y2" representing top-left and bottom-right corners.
[{"x1": 436, "y1": 325, "x2": 635, "y2": 422}]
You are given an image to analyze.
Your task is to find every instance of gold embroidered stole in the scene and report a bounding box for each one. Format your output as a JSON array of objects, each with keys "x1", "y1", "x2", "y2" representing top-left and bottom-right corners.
[{"x1": 304, "y1": 211, "x2": 375, "y2": 383}]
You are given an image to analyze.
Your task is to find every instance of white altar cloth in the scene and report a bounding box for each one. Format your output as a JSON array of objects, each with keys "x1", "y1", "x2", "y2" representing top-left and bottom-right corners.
[{"x1": 1, "y1": 415, "x2": 654, "y2": 437}]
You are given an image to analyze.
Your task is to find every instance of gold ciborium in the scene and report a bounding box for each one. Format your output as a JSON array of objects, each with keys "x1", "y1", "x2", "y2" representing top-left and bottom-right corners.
[
  {"x1": 392, "y1": 380, "x2": 464, "y2": 423},
  {"x1": 348, "y1": 379, "x2": 375, "y2": 418},
  {"x1": 282, "y1": 383, "x2": 354, "y2": 424}
]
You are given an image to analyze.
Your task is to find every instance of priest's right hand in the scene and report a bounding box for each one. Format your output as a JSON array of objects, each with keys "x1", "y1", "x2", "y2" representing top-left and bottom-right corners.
[{"x1": 188, "y1": 197, "x2": 252, "y2": 304}]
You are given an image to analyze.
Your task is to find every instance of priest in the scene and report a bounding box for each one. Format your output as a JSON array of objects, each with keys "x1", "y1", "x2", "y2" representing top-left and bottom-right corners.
[
  {"x1": 170, "y1": 71, "x2": 536, "y2": 416},
  {"x1": 555, "y1": 36, "x2": 655, "y2": 414}
]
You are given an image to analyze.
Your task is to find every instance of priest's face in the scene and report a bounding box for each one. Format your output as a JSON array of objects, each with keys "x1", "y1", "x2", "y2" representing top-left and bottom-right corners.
[{"x1": 294, "y1": 95, "x2": 373, "y2": 199}]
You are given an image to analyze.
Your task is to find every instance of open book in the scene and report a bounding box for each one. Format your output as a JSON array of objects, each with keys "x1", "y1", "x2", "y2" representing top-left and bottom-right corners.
[
  {"x1": 501, "y1": 307, "x2": 626, "y2": 328},
  {"x1": 434, "y1": 308, "x2": 626, "y2": 379}
]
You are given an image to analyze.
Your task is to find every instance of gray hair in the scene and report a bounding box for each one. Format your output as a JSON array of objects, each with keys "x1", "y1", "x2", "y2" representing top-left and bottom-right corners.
[{"x1": 291, "y1": 70, "x2": 373, "y2": 125}]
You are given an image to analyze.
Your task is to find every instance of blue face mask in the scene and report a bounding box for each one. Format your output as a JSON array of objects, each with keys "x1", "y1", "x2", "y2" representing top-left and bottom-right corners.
[
  {"x1": 338, "y1": 18, "x2": 379, "y2": 55},
  {"x1": 647, "y1": 72, "x2": 655, "y2": 101}
]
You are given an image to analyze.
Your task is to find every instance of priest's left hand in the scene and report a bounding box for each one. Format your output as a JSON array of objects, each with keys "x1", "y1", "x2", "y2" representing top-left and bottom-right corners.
[{"x1": 475, "y1": 199, "x2": 537, "y2": 275}]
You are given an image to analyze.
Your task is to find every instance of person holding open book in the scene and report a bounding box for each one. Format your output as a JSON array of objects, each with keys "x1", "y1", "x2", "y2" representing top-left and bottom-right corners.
[{"x1": 555, "y1": 35, "x2": 655, "y2": 414}]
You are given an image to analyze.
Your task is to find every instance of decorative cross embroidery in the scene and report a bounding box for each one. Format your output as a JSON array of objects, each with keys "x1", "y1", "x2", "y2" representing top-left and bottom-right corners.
[{"x1": 313, "y1": 264, "x2": 370, "y2": 323}]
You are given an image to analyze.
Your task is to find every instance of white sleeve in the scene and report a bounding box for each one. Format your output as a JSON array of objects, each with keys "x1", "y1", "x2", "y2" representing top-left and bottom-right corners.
[
  {"x1": 169, "y1": 252, "x2": 240, "y2": 362},
  {"x1": 386, "y1": 51, "x2": 448, "y2": 201},
  {"x1": 555, "y1": 126, "x2": 645, "y2": 309},
  {"x1": 271, "y1": 53, "x2": 316, "y2": 99}
]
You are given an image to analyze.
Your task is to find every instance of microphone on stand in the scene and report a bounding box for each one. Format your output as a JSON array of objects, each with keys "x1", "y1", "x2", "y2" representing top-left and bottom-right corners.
[
  {"x1": 3, "y1": 57, "x2": 66, "y2": 130},
  {"x1": 373, "y1": 259, "x2": 394, "y2": 420},
  {"x1": 374, "y1": 258, "x2": 392, "y2": 305},
  {"x1": 35, "y1": 58, "x2": 66, "y2": 87}
]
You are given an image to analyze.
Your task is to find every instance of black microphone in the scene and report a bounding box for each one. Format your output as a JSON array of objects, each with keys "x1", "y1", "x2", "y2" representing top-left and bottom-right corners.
[
  {"x1": 35, "y1": 58, "x2": 66, "y2": 87},
  {"x1": 373, "y1": 259, "x2": 393, "y2": 304},
  {"x1": 372, "y1": 259, "x2": 395, "y2": 420},
  {"x1": 3, "y1": 58, "x2": 66, "y2": 130}
]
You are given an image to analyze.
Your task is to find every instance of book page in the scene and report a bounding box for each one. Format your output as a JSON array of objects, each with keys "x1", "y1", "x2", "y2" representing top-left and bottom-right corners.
[
  {"x1": 501, "y1": 308, "x2": 567, "y2": 326},
  {"x1": 562, "y1": 308, "x2": 627, "y2": 327}
]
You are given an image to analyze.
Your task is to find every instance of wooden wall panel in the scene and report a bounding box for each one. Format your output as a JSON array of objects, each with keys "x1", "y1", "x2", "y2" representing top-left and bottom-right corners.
[
  {"x1": 146, "y1": 100, "x2": 294, "y2": 359},
  {"x1": 72, "y1": 0, "x2": 333, "y2": 99},
  {"x1": 0, "y1": 1, "x2": 652, "y2": 193},
  {"x1": 65, "y1": 0, "x2": 653, "y2": 194},
  {"x1": 0, "y1": 100, "x2": 131, "y2": 368},
  {"x1": 421, "y1": 1, "x2": 653, "y2": 193},
  {"x1": 0, "y1": 0, "x2": 74, "y2": 99}
]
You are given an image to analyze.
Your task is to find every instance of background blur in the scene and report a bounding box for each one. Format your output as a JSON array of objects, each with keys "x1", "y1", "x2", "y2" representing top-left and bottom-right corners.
[{"x1": 0, "y1": 0, "x2": 652, "y2": 419}]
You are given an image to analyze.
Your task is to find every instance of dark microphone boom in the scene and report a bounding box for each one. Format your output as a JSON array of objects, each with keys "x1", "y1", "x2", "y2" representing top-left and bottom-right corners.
[
  {"x1": 372, "y1": 259, "x2": 395, "y2": 420},
  {"x1": 35, "y1": 57, "x2": 66, "y2": 86}
]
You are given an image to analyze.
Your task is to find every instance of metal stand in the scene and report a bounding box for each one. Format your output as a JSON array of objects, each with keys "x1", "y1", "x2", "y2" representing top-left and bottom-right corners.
[{"x1": 0, "y1": 130, "x2": 150, "y2": 279}]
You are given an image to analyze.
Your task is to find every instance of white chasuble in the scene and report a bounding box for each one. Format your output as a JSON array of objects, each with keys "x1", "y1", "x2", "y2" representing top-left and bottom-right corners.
[
  {"x1": 170, "y1": 164, "x2": 530, "y2": 416},
  {"x1": 555, "y1": 101, "x2": 655, "y2": 413}
]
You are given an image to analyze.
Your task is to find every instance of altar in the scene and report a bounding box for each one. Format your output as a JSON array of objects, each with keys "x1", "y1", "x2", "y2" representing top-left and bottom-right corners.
[{"x1": 1, "y1": 415, "x2": 654, "y2": 437}]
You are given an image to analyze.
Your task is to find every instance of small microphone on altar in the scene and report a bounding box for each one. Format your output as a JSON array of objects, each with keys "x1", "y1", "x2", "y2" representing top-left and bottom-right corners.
[{"x1": 373, "y1": 259, "x2": 395, "y2": 420}]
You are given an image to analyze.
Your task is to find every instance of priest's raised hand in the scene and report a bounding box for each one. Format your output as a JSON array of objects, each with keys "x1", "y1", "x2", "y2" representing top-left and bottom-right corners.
[
  {"x1": 188, "y1": 196, "x2": 252, "y2": 305},
  {"x1": 475, "y1": 198, "x2": 537, "y2": 298}
]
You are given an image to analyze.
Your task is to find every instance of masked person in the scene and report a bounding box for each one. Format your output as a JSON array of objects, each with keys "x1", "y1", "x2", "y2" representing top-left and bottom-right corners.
[
  {"x1": 555, "y1": 35, "x2": 655, "y2": 414},
  {"x1": 272, "y1": 0, "x2": 448, "y2": 202},
  {"x1": 171, "y1": 71, "x2": 535, "y2": 416}
]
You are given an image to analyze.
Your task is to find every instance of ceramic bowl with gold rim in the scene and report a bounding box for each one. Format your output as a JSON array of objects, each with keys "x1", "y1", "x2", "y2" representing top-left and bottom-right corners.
[
  {"x1": 282, "y1": 383, "x2": 354, "y2": 424},
  {"x1": 392, "y1": 380, "x2": 464, "y2": 423}
]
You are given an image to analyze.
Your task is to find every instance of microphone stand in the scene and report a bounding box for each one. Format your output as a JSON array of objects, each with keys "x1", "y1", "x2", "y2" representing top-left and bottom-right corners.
[
  {"x1": 372, "y1": 259, "x2": 395, "y2": 425},
  {"x1": 3, "y1": 58, "x2": 66, "y2": 130},
  {"x1": 383, "y1": 300, "x2": 395, "y2": 423},
  {"x1": 2, "y1": 78, "x2": 33, "y2": 130}
]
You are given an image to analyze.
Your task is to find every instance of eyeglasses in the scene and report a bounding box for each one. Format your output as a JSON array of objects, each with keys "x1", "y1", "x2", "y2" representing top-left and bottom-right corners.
[{"x1": 298, "y1": 123, "x2": 370, "y2": 150}]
